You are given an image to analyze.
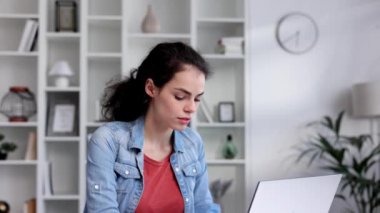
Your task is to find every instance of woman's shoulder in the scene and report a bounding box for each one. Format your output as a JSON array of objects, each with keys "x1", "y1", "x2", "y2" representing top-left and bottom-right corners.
[
  {"x1": 90, "y1": 120, "x2": 138, "y2": 142},
  {"x1": 100, "y1": 120, "x2": 132, "y2": 131},
  {"x1": 177, "y1": 127, "x2": 203, "y2": 147}
]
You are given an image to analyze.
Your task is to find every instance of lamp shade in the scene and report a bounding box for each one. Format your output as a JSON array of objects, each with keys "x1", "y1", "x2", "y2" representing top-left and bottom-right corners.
[
  {"x1": 351, "y1": 81, "x2": 380, "y2": 118},
  {"x1": 49, "y1": 61, "x2": 74, "y2": 76}
]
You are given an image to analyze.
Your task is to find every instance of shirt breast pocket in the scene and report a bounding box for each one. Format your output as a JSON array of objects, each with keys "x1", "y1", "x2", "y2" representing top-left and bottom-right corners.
[
  {"x1": 114, "y1": 162, "x2": 141, "y2": 193},
  {"x1": 182, "y1": 161, "x2": 202, "y2": 191}
]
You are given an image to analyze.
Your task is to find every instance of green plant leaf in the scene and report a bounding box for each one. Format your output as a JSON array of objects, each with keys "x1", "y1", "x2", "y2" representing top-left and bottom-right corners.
[
  {"x1": 334, "y1": 110, "x2": 345, "y2": 135},
  {"x1": 320, "y1": 165, "x2": 345, "y2": 173},
  {"x1": 322, "y1": 116, "x2": 334, "y2": 130},
  {"x1": 295, "y1": 148, "x2": 315, "y2": 163},
  {"x1": 0, "y1": 142, "x2": 17, "y2": 153},
  {"x1": 335, "y1": 194, "x2": 346, "y2": 201}
]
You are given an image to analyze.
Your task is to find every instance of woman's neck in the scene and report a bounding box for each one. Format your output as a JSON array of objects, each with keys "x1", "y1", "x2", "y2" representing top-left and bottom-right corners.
[{"x1": 143, "y1": 112, "x2": 173, "y2": 161}]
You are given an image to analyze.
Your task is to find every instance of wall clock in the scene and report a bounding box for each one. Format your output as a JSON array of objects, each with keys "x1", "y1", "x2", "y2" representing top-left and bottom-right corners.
[{"x1": 275, "y1": 12, "x2": 318, "y2": 54}]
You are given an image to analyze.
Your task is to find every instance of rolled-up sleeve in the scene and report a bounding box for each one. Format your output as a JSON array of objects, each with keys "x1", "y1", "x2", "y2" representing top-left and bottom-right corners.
[{"x1": 84, "y1": 126, "x2": 120, "y2": 213}]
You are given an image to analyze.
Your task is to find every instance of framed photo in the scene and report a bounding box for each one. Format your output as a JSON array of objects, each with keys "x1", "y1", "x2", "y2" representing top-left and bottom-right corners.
[
  {"x1": 218, "y1": 102, "x2": 235, "y2": 122},
  {"x1": 46, "y1": 94, "x2": 78, "y2": 136},
  {"x1": 55, "y1": 1, "x2": 77, "y2": 32}
]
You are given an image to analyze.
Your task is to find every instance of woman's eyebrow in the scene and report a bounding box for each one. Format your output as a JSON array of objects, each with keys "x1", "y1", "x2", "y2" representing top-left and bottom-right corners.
[{"x1": 174, "y1": 88, "x2": 204, "y2": 96}]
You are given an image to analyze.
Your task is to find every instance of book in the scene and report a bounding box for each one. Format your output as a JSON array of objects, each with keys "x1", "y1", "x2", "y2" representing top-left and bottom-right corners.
[
  {"x1": 18, "y1": 19, "x2": 39, "y2": 52},
  {"x1": 25, "y1": 20, "x2": 38, "y2": 51},
  {"x1": 43, "y1": 161, "x2": 54, "y2": 196},
  {"x1": 29, "y1": 29, "x2": 39, "y2": 51},
  {"x1": 23, "y1": 198, "x2": 36, "y2": 213},
  {"x1": 220, "y1": 37, "x2": 244, "y2": 55},
  {"x1": 24, "y1": 132, "x2": 37, "y2": 160},
  {"x1": 18, "y1": 19, "x2": 34, "y2": 51},
  {"x1": 200, "y1": 99, "x2": 213, "y2": 123}
]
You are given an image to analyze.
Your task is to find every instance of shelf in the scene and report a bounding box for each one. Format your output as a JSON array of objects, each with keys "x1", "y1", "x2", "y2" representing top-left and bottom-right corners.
[
  {"x1": 45, "y1": 87, "x2": 81, "y2": 92},
  {"x1": 87, "y1": 52, "x2": 122, "y2": 60},
  {"x1": 0, "y1": 121, "x2": 37, "y2": 127},
  {"x1": 197, "y1": 18, "x2": 245, "y2": 23},
  {"x1": 207, "y1": 159, "x2": 245, "y2": 165},
  {"x1": 0, "y1": 51, "x2": 38, "y2": 57},
  {"x1": 197, "y1": 122, "x2": 245, "y2": 128},
  {"x1": 45, "y1": 137, "x2": 80, "y2": 142},
  {"x1": 202, "y1": 54, "x2": 244, "y2": 60},
  {"x1": 43, "y1": 195, "x2": 80, "y2": 201},
  {"x1": 0, "y1": 13, "x2": 38, "y2": 19},
  {"x1": 46, "y1": 32, "x2": 80, "y2": 40},
  {"x1": 0, "y1": 160, "x2": 37, "y2": 166},
  {"x1": 88, "y1": 15, "x2": 122, "y2": 21},
  {"x1": 86, "y1": 122, "x2": 105, "y2": 128},
  {"x1": 127, "y1": 33, "x2": 191, "y2": 39}
]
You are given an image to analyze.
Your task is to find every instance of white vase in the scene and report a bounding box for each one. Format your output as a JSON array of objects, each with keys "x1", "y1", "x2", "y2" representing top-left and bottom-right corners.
[{"x1": 141, "y1": 4, "x2": 160, "y2": 33}]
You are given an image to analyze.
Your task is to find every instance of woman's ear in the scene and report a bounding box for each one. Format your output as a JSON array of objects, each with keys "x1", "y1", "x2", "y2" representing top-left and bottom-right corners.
[{"x1": 145, "y1": 79, "x2": 156, "y2": 98}]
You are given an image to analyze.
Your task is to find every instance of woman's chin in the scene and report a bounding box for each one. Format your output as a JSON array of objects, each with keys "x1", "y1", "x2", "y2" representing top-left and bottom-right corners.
[{"x1": 172, "y1": 124, "x2": 188, "y2": 131}]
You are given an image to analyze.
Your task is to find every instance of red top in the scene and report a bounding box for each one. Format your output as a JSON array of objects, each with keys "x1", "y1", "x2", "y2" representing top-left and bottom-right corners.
[{"x1": 135, "y1": 154, "x2": 184, "y2": 213}]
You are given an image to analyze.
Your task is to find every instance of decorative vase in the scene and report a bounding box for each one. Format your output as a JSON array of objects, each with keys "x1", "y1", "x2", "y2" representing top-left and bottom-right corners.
[
  {"x1": 141, "y1": 4, "x2": 160, "y2": 33},
  {"x1": 222, "y1": 134, "x2": 238, "y2": 159},
  {"x1": 0, "y1": 153, "x2": 7, "y2": 160}
]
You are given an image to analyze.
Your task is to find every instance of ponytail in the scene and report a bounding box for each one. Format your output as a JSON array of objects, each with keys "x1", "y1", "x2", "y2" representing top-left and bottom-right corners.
[{"x1": 102, "y1": 69, "x2": 148, "y2": 121}]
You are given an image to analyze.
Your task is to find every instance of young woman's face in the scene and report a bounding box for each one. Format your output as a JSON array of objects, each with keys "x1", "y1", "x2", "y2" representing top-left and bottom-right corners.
[{"x1": 147, "y1": 65, "x2": 205, "y2": 131}]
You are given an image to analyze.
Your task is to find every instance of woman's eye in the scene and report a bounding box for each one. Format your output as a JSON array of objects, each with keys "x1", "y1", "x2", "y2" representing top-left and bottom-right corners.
[
  {"x1": 194, "y1": 98, "x2": 201, "y2": 102},
  {"x1": 175, "y1": 95, "x2": 185, "y2": 100}
]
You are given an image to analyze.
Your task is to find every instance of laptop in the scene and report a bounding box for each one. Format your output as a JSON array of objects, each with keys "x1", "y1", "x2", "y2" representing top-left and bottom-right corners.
[{"x1": 248, "y1": 174, "x2": 342, "y2": 213}]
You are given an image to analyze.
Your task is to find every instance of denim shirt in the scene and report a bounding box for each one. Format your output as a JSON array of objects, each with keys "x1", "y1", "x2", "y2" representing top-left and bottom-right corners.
[{"x1": 84, "y1": 116, "x2": 220, "y2": 213}]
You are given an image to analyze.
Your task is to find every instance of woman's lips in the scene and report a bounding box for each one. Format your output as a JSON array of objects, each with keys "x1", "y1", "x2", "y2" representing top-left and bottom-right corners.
[{"x1": 178, "y1": 117, "x2": 190, "y2": 124}]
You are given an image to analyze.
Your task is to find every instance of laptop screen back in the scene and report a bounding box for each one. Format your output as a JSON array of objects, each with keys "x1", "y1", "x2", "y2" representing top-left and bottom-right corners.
[{"x1": 248, "y1": 174, "x2": 342, "y2": 213}]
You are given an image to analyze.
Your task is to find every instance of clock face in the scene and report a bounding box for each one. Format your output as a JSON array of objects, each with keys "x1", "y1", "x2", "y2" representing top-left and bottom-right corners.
[{"x1": 275, "y1": 12, "x2": 318, "y2": 54}]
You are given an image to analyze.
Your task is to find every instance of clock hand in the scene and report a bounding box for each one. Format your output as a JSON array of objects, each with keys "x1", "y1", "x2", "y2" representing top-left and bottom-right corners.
[
  {"x1": 295, "y1": 31, "x2": 300, "y2": 48},
  {"x1": 281, "y1": 31, "x2": 298, "y2": 44}
]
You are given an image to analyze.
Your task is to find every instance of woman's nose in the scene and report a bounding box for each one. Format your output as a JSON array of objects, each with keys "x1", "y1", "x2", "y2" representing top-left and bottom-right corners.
[{"x1": 184, "y1": 100, "x2": 196, "y2": 113}]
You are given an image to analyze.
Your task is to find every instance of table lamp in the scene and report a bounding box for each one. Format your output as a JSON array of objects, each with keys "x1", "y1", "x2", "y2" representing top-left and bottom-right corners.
[
  {"x1": 352, "y1": 81, "x2": 380, "y2": 118},
  {"x1": 49, "y1": 61, "x2": 74, "y2": 88},
  {"x1": 351, "y1": 81, "x2": 380, "y2": 173}
]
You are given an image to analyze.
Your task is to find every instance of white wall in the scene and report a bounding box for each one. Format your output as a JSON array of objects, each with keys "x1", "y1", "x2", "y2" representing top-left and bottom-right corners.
[{"x1": 247, "y1": 0, "x2": 380, "y2": 211}]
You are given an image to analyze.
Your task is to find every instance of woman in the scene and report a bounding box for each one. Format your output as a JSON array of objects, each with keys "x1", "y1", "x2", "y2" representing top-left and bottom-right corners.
[{"x1": 85, "y1": 42, "x2": 220, "y2": 213}]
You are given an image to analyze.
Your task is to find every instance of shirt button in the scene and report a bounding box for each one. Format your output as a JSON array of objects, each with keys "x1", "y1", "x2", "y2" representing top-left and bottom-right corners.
[
  {"x1": 185, "y1": 198, "x2": 189, "y2": 202},
  {"x1": 175, "y1": 167, "x2": 180, "y2": 172},
  {"x1": 192, "y1": 168, "x2": 196, "y2": 173},
  {"x1": 94, "y1": 184, "x2": 99, "y2": 190},
  {"x1": 125, "y1": 170, "x2": 129, "y2": 175}
]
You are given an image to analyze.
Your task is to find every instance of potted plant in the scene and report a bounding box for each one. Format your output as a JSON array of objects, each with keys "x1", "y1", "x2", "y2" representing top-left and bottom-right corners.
[
  {"x1": 295, "y1": 111, "x2": 380, "y2": 213},
  {"x1": 0, "y1": 133, "x2": 17, "y2": 160}
]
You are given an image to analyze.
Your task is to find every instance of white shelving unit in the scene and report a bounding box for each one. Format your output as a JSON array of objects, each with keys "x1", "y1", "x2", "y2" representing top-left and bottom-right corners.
[
  {"x1": 194, "y1": 0, "x2": 248, "y2": 212},
  {"x1": 0, "y1": 0, "x2": 40, "y2": 212},
  {"x1": 0, "y1": 0, "x2": 249, "y2": 212}
]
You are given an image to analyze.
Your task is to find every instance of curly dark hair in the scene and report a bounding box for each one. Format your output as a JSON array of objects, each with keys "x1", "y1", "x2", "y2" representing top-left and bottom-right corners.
[{"x1": 102, "y1": 42, "x2": 210, "y2": 122}]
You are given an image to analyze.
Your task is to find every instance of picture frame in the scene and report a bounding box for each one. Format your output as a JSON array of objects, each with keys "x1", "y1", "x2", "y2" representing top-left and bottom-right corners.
[
  {"x1": 55, "y1": 1, "x2": 77, "y2": 32},
  {"x1": 46, "y1": 94, "x2": 78, "y2": 136},
  {"x1": 218, "y1": 102, "x2": 235, "y2": 122}
]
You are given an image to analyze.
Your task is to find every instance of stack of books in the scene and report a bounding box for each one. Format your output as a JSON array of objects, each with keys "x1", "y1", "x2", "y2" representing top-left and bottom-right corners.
[
  {"x1": 18, "y1": 19, "x2": 39, "y2": 52},
  {"x1": 216, "y1": 37, "x2": 244, "y2": 55}
]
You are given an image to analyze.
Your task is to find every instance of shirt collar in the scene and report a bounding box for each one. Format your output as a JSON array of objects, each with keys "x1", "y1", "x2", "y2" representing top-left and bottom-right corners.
[
  {"x1": 129, "y1": 116, "x2": 145, "y2": 150},
  {"x1": 129, "y1": 116, "x2": 184, "y2": 153}
]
